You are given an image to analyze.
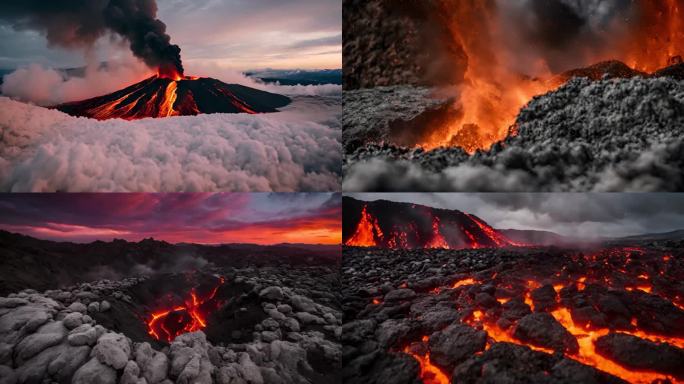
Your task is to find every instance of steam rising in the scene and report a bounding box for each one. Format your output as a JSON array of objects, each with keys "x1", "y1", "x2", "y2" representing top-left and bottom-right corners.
[{"x1": 0, "y1": 0, "x2": 184, "y2": 74}]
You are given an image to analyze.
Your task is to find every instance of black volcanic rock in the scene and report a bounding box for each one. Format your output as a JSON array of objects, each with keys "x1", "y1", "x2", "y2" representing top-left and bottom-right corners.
[
  {"x1": 595, "y1": 333, "x2": 684, "y2": 379},
  {"x1": 453, "y1": 342, "x2": 628, "y2": 384},
  {"x1": 0, "y1": 230, "x2": 339, "y2": 296},
  {"x1": 513, "y1": 313, "x2": 579, "y2": 354},
  {"x1": 54, "y1": 75, "x2": 291, "y2": 120},
  {"x1": 428, "y1": 323, "x2": 486, "y2": 371},
  {"x1": 531, "y1": 284, "x2": 559, "y2": 312}
]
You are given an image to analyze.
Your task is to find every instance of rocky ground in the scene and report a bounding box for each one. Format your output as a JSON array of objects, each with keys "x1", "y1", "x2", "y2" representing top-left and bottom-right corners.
[
  {"x1": 343, "y1": 76, "x2": 684, "y2": 191},
  {"x1": 342, "y1": 242, "x2": 684, "y2": 383},
  {"x1": 0, "y1": 264, "x2": 341, "y2": 384}
]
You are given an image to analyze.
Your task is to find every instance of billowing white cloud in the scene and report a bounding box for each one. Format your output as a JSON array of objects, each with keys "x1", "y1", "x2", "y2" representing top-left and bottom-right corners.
[
  {"x1": 1, "y1": 56, "x2": 152, "y2": 105},
  {"x1": 0, "y1": 94, "x2": 341, "y2": 192}
]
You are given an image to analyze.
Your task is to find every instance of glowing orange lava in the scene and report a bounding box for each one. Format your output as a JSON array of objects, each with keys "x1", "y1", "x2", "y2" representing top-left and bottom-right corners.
[
  {"x1": 549, "y1": 305, "x2": 680, "y2": 384},
  {"x1": 426, "y1": 216, "x2": 450, "y2": 249},
  {"x1": 157, "y1": 64, "x2": 183, "y2": 81},
  {"x1": 147, "y1": 277, "x2": 225, "y2": 342},
  {"x1": 452, "y1": 277, "x2": 476, "y2": 289},
  {"x1": 345, "y1": 205, "x2": 383, "y2": 247},
  {"x1": 403, "y1": 346, "x2": 449, "y2": 384},
  {"x1": 466, "y1": 213, "x2": 523, "y2": 247},
  {"x1": 416, "y1": 0, "x2": 684, "y2": 153},
  {"x1": 159, "y1": 81, "x2": 179, "y2": 117},
  {"x1": 462, "y1": 228, "x2": 481, "y2": 249}
]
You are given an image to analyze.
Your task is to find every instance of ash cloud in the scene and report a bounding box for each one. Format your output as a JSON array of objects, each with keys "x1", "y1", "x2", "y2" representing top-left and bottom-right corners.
[
  {"x1": 0, "y1": 95, "x2": 341, "y2": 192},
  {"x1": 0, "y1": 0, "x2": 184, "y2": 74},
  {"x1": 495, "y1": 0, "x2": 633, "y2": 72}
]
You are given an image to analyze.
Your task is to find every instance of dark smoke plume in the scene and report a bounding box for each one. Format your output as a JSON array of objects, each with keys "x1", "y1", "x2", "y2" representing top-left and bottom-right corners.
[{"x1": 0, "y1": 0, "x2": 183, "y2": 75}]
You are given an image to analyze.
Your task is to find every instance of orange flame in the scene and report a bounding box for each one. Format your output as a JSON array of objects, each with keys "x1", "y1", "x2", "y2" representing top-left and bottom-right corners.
[
  {"x1": 416, "y1": 0, "x2": 684, "y2": 153},
  {"x1": 345, "y1": 205, "x2": 383, "y2": 247},
  {"x1": 426, "y1": 216, "x2": 450, "y2": 249}
]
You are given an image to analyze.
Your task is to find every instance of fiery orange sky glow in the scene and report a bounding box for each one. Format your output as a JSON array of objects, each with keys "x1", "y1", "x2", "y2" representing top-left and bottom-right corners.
[{"x1": 0, "y1": 193, "x2": 341, "y2": 245}]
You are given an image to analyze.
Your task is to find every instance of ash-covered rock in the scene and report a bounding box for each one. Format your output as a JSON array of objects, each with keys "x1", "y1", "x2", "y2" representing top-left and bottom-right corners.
[
  {"x1": 342, "y1": 243, "x2": 684, "y2": 383},
  {"x1": 342, "y1": 86, "x2": 446, "y2": 154},
  {"x1": 344, "y1": 76, "x2": 684, "y2": 191},
  {"x1": 343, "y1": 0, "x2": 465, "y2": 90},
  {"x1": 0, "y1": 265, "x2": 341, "y2": 383}
]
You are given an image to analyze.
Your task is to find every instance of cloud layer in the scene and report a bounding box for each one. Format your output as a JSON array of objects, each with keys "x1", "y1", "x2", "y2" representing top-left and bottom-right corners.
[{"x1": 0, "y1": 93, "x2": 341, "y2": 192}]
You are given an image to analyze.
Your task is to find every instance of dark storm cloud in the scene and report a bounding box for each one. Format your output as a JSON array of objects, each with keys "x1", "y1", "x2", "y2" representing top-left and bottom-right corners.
[
  {"x1": 0, "y1": 0, "x2": 184, "y2": 73},
  {"x1": 346, "y1": 193, "x2": 684, "y2": 238},
  {"x1": 0, "y1": 0, "x2": 341, "y2": 70}
]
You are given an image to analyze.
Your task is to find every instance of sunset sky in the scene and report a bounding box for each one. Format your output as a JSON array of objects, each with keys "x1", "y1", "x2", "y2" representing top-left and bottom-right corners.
[
  {"x1": 0, "y1": 193, "x2": 341, "y2": 244},
  {"x1": 0, "y1": 0, "x2": 341, "y2": 70}
]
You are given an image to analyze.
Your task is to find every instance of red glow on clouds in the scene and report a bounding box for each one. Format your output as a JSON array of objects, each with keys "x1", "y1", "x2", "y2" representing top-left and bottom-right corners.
[{"x1": 0, "y1": 193, "x2": 341, "y2": 245}]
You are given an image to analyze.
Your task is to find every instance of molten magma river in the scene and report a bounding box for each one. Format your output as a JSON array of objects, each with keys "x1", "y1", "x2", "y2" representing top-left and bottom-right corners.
[
  {"x1": 418, "y1": 0, "x2": 684, "y2": 153},
  {"x1": 344, "y1": 205, "x2": 523, "y2": 249},
  {"x1": 399, "y1": 248, "x2": 684, "y2": 384},
  {"x1": 147, "y1": 276, "x2": 225, "y2": 342}
]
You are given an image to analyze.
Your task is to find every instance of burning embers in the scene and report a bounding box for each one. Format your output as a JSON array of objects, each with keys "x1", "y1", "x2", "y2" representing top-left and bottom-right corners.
[
  {"x1": 343, "y1": 199, "x2": 522, "y2": 249},
  {"x1": 390, "y1": 247, "x2": 684, "y2": 383},
  {"x1": 147, "y1": 276, "x2": 225, "y2": 342},
  {"x1": 405, "y1": 0, "x2": 684, "y2": 154}
]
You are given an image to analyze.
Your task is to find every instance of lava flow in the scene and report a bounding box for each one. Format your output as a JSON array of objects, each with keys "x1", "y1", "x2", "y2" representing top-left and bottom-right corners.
[
  {"x1": 426, "y1": 216, "x2": 450, "y2": 249},
  {"x1": 413, "y1": 0, "x2": 684, "y2": 153},
  {"x1": 343, "y1": 198, "x2": 522, "y2": 249},
  {"x1": 147, "y1": 276, "x2": 225, "y2": 342},
  {"x1": 404, "y1": 340, "x2": 450, "y2": 384},
  {"x1": 396, "y1": 246, "x2": 684, "y2": 384}
]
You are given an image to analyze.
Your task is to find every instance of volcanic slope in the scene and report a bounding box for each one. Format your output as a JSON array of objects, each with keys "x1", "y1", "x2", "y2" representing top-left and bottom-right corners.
[
  {"x1": 55, "y1": 75, "x2": 292, "y2": 120},
  {"x1": 343, "y1": 197, "x2": 522, "y2": 249}
]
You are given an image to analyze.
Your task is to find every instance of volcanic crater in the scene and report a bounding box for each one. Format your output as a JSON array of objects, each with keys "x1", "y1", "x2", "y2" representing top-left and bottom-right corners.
[{"x1": 0, "y1": 234, "x2": 341, "y2": 384}]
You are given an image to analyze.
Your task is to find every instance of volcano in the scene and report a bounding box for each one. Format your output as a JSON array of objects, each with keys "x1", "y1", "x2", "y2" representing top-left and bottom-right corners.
[
  {"x1": 343, "y1": 197, "x2": 523, "y2": 249},
  {"x1": 54, "y1": 74, "x2": 292, "y2": 120}
]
